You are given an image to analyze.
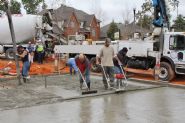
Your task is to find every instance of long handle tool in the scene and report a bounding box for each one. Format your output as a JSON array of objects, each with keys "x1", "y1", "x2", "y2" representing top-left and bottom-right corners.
[
  {"x1": 113, "y1": 65, "x2": 128, "y2": 93},
  {"x1": 120, "y1": 65, "x2": 128, "y2": 87},
  {"x1": 77, "y1": 67, "x2": 97, "y2": 95},
  {"x1": 100, "y1": 64, "x2": 116, "y2": 90}
]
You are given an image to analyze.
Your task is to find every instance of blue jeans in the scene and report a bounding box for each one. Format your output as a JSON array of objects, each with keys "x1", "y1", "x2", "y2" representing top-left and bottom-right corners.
[
  {"x1": 79, "y1": 69, "x2": 90, "y2": 84},
  {"x1": 22, "y1": 61, "x2": 30, "y2": 77},
  {"x1": 114, "y1": 66, "x2": 122, "y2": 74},
  {"x1": 69, "y1": 65, "x2": 76, "y2": 75}
]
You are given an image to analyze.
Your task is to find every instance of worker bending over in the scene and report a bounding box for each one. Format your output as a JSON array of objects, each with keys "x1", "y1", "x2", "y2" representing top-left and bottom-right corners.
[
  {"x1": 67, "y1": 58, "x2": 78, "y2": 75},
  {"x1": 75, "y1": 54, "x2": 91, "y2": 90}
]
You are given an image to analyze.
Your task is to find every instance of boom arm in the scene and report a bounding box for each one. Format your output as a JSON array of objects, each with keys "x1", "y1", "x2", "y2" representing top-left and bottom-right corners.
[{"x1": 152, "y1": 0, "x2": 169, "y2": 29}]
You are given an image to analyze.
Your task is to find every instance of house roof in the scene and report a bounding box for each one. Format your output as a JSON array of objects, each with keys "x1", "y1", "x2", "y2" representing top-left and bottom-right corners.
[
  {"x1": 100, "y1": 22, "x2": 152, "y2": 38},
  {"x1": 39, "y1": 5, "x2": 100, "y2": 28},
  {"x1": 51, "y1": 5, "x2": 100, "y2": 25}
]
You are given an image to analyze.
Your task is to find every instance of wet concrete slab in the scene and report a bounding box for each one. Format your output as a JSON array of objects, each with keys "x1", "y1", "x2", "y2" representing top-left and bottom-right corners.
[
  {"x1": 0, "y1": 87, "x2": 185, "y2": 123},
  {"x1": 0, "y1": 74, "x2": 162, "y2": 111}
]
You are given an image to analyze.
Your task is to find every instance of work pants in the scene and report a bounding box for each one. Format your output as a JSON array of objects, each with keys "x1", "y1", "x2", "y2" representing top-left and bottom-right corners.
[
  {"x1": 102, "y1": 66, "x2": 114, "y2": 89},
  {"x1": 22, "y1": 61, "x2": 30, "y2": 77}
]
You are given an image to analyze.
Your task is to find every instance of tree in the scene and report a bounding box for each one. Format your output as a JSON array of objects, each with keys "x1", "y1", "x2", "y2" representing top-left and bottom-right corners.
[
  {"x1": 50, "y1": 0, "x2": 66, "y2": 8},
  {"x1": 89, "y1": 0, "x2": 107, "y2": 25},
  {"x1": 107, "y1": 21, "x2": 119, "y2": 40},
  {"x1": 137, "y1": 15, "x2": 152, "y2": 30},
  {"x1": 42, "y1": 0, "x2": 48, "y2": 9},
  {"x1": 173, "y1": 15, "x2": 185, "y2": 32},
  {"x1": 0, "y1": 0, "x2": 21, "y2": 14},
  {"x1": 22, "y1": 0, "x2": 43, "y2": 14},
  {"x1": 0, "y1": 1, "x2": 6, "y2": 12},
  {"x1": 121, "y1": 7, "x2": 131, "y2": 25}
]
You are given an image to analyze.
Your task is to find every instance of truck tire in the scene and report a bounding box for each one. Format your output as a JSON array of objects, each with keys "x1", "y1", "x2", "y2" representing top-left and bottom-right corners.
[
  {"x1": 159, "y1": 62, "x2": 175, "y2": 81},
  {"x1": 5, "y1": 48, "x2": 14, "y2": 59},
  {"x1": 90, "y1": 57, "x2": 101, "y2": 73}
]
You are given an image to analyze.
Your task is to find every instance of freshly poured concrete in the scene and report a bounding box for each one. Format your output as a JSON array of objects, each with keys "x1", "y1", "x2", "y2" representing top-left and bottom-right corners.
[
  {"x1": 0, "y1": 74, "x2": 161, "y2": 110},
  {"x1": 0, "y1": 87, "x2": 185, "y2": 123}
]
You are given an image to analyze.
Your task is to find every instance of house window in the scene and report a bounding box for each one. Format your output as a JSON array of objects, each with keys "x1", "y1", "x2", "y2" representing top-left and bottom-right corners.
[
  {"x1": 61, "y1": 20, "x2": 64, "y2": 26},
  {"x1": 57, "y1": 21, "x2": 62, "y2": 28},
  {"x1": 86, "y1": 27, "x2": 90, "y2": 31},
  {"x1": 80, "y1": 22, "x2": 84, "y2": 28},
  {"x1": 70, "y1": 21, "x2": 75, "y2": 28},
  {"x1": 92, "y1": 29, "x2": 96, "y2": 36}
]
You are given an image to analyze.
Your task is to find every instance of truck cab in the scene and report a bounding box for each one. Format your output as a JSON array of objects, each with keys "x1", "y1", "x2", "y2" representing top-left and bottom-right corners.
[{"x1": 163, "y1": 32, "x2": 185, "y2": 75}]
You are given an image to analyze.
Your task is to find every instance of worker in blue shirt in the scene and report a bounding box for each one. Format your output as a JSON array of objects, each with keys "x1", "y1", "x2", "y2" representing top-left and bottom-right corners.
[{"x1": 67, "y1": 58, "x2": 78, "y2": 75}]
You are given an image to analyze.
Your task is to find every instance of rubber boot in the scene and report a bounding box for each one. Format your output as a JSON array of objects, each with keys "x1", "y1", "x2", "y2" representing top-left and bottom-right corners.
[
  {"x1": 120, "y1": 79, "x2": 123, "y2": 87},
  {"x1": 103, "y1": 81, "x2": 108, "y2": 90},
  {"x1": 87, "y1": 82, "x2": 90, "y2": 90},
  {"x1": 80, "y1": 82, "x2": 83, "y2": 90}
]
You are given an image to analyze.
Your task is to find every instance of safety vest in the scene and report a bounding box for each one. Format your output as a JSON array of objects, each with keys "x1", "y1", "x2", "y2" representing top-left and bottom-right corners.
[{"x1": 37, "y1": 45, "x2": 44, "y2": 52}]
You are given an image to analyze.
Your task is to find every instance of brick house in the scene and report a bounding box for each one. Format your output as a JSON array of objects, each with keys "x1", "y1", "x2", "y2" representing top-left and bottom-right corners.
[
  {"x1": 52, "y1": 6, "x2": 80, "y2": 39},
  {"x1": 40, "y1": 5, "x2": 101, "y2": 41},
  {"x1": 75, "y1": 10, "x2": 100, "y2": 41}
]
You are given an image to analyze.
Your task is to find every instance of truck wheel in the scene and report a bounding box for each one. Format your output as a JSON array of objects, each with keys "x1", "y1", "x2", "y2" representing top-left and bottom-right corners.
[
  {"x1": 90, "y1": 57, "x2": 101, "y2": 73},
  {"x1": 5, "y1": 48, "x2": 14, "y2": 59},
  {"x1": 159, "y1": 62, "x2": 175, "y2": 81}
]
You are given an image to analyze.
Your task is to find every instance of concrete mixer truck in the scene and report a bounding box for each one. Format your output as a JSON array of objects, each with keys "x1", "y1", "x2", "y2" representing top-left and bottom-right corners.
[{"x1": 0, "y1": 14, "x2": 42, "y2": 59}]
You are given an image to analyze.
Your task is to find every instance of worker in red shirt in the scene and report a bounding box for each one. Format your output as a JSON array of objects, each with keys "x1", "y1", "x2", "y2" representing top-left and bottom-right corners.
[{"x1": 75, "y1": 54, "x2": 91, "y2": 90}]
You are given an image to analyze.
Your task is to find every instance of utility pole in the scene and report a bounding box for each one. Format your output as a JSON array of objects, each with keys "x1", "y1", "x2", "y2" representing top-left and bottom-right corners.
[
  {"x1": 133, "y1": 8, "x2": 136, "y2": 37},
  {"x1": 173, "y1": 0, "x2": 179, "y2": 17},
  {"x1": 176, "y1": 0, "x2": 179, "y2": 17},
  {"x1": 4, "y1": 0, "x2": 22, "y2": 85},
  {"x1": 133, "y1": 8, "x2": 136, "y2": 25}
]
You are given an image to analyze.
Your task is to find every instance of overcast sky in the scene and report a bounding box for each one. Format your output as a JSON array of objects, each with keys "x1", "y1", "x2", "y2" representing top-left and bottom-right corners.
[
  {"x1": 18, "y1": 0, "x2": 185, "y2": 26},
  {"x1": 45, "y1": 0, "x2": 185, "y2": 26}
]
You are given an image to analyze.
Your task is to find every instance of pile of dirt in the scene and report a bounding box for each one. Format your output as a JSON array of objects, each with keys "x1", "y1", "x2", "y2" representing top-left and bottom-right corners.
[{"x1": 0, "y1": 58, "x2": 70, "y2": 77}]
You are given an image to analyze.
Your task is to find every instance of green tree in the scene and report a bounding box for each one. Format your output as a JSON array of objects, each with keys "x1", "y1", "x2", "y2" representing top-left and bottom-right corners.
[
  {"x1": 42, "y1": 0, "x2": 48, "y2": 9},
  {"x1": 22, "y1": 0, "x2": 43, "y2": 14},
  {"x1": 0, "y1": 0, "x2": 21, "y2": 14},
  {"x1": 137, "y1": 15, "x2": 152, "y2": 30},
  {"x1": 107, "y1": 21, "x2": 119, "y2": 40},
  {"x1": 0, "y1": 1, "x2": 6, "y2": 12},
  {"x1": 173, "y1": 14, "x2": 185, "y2": 32},
  {"x1": 141, "y1": 0, "x2": 152, "y2": 13}
]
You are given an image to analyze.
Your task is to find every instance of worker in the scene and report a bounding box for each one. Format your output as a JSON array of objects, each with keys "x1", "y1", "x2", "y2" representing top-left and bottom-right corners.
[
  {"x1": 113, "y1": 47, "x2": 128, "y2": 74},
  {"x1": 75, "y1": 54, "x2": 91, "y2": 90},
  {"x1": 17, "y1": 45, "x2": 30, "y2": 81},
  {"x1": 27, "y1": 41, "x2": 35, "y2": 65},
  {"x1": 36, "y1": 40, "x2": 44, "y2": 64},
  {"x1": 96, "y1": 38, "x2": 115, "y2": 89},
  {"x1": 67, "y1": 58, "x2": 78, "y2": 75},
  {"x1": 113, "y1": 47, "x2": 128, "y2": 87}
]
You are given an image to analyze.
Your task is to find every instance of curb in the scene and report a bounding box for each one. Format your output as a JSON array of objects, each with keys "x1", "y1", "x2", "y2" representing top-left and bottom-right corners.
[
  {"x1": 168, "y1": 83, "x2": 185, "y2": 89},
  {"x1": 128, "y1": 78, "x2": 168, "y2": 86},
  {"x1": 63, "y1": 86, "x2": 164, "y2": 101},
  {"x1": 128, "y1": 77, "x2": 185, "y2": 89}
]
